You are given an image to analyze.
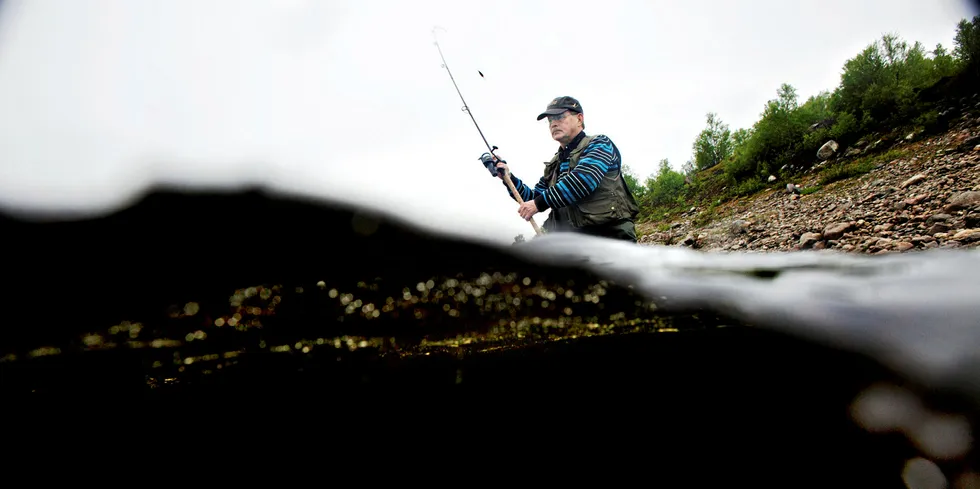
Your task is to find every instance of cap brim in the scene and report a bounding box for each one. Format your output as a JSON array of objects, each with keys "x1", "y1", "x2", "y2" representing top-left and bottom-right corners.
[{"x1": 536, "y1": 108, "x2": 570, "y2": 121}]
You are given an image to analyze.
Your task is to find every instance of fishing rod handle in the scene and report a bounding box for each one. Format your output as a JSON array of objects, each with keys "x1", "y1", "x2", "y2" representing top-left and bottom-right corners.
[{"x1": 500, "y1": 171, "x2": 543, "y2": 236}]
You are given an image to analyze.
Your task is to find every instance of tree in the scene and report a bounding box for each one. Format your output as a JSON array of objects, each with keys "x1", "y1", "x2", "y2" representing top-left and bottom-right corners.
[
  {"x1": 731, "y1": 128, "x2": 753, "y2": 152},
  {"x1": 622, "y1": 164, "x2": 647, "y2": 201},
  {"x1": 828, "y1": 31, "x2": 959, "y2": 132},
  {"x1": 932, "y1": 43, "x2": 958, "y2": 78},
  {"x1": 830, "y1": 42, "x2": 885, "y2": 119},
  {"x1": 645, "y1": 159, "x2": 686, "y2": 207},
  {"x1": 776, "y1": 83, "x2": 799, "y2": 112},
  {"x1": 692, "y1": 112, "x2": 734, "y2": 171},
  {"x1": 681, "y1": 160, "x2": 695, "y2": 177},
  {"x1": 953, "y1": 15, "x2": 980, "y2": 76},
  {"x1": 641, "y1": 16, "x2": 980, "y2": 217},
  {"x1": 724, "y1": 82, "x2": 814, "y2": 181}
]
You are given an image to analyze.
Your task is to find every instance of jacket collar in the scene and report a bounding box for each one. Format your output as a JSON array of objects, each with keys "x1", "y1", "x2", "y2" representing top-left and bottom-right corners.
[{"x1": 558, "y1": 131, "x2": 587, "y2": 161}]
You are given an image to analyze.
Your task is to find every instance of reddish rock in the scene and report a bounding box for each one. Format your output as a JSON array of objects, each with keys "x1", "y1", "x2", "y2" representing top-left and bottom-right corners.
[
  {"x1": 893, "y1": 242, "x2": 915, "y2": 252},
  {"x1": 823, "y1": 222, "x2": 854, "y2": 241}
]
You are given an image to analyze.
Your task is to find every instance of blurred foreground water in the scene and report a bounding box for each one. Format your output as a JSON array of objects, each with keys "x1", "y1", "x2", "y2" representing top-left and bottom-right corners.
[{"x1": 1, "y1": 188, "x2": 978, "y2": 487}]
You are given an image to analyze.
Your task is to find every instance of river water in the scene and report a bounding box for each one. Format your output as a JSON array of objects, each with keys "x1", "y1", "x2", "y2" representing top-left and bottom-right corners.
[
  {"x1": 1, "y1": 191, "x2": 978, "y2": 487},
  {"x1": 514, "y1": 233, "x2": 980, "y2": 399}
]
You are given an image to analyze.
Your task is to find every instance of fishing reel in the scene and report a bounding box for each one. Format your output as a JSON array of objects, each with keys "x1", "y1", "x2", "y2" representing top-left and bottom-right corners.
[{"x1": 479, "y1": 146, "x2": 505, "y2": 177}]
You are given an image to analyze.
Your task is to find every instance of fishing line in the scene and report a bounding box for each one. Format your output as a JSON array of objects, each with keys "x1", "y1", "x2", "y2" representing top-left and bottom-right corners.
[
  {"x1": 431, "y1": 26, "x2": 543, "y2": 236},
  {"x1": 431, "y1": 26, "x2": 495, "y2": 155}
]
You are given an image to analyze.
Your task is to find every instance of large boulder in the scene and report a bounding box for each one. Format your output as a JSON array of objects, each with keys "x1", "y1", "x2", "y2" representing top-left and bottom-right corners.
[{"x1": 817, "y1": 140, "x2": 839, "y2": 160}]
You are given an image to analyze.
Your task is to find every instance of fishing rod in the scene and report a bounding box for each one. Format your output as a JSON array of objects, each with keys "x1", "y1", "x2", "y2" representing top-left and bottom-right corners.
[
  {"x1": 431, "y1": 26, "x2": 494, "y2": 156},
  {"x1": 431, "y1": 26, "x2": 543, "y2": 236}
]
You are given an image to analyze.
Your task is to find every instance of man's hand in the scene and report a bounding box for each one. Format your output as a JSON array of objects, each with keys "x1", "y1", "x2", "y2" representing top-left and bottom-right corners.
[
  {"x1": 494, "y1": 160, "x2": 509, "y2": 180},
  {"x1": 518, "y1": 201, "x2": 539, "y2": 220}
]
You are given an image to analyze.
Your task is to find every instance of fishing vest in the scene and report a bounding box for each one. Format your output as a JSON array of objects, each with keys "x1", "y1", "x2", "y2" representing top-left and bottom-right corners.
[{"x1": 542, "y1": 134, "x2": 640, "y2": 231}]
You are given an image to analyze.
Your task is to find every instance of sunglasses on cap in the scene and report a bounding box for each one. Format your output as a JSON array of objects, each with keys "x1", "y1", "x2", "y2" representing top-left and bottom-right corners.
[{"x1": 546, "y1": 111, "x2": 573, "y2": 123}]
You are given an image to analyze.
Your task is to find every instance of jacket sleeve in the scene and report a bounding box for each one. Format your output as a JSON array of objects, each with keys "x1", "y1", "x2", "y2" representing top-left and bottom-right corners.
[
  {"x1": 534, "y1": 135, "x2": 619, "y2": 211},
  {"x1": 502, "y1": 171, "x2": 549, "y2": 204}
]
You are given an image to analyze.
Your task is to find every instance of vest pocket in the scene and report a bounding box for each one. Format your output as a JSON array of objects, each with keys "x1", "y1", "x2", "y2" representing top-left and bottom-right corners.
[{"x1": 572, "y1": 195, "x2": 624, "y2": 228}]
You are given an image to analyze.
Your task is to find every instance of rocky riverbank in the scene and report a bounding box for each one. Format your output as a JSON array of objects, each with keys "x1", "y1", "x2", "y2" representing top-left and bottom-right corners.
[{"x1": 638, "y1": 100, "x2": 980, "y2": 254}]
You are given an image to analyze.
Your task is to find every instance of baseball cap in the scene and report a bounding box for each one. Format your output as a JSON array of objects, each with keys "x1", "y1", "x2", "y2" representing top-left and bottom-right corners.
[{"x1": 536, "y1": 96, "x2": 583, "y2": 121}]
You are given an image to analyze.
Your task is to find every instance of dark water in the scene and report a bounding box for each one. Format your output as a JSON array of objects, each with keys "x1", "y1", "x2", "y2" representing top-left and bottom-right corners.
[{"x1": 1, "y1": 188, "x2": 978, "y2": 487}]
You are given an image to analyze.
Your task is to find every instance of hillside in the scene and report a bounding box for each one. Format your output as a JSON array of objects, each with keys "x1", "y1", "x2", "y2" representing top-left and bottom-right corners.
[
  {"x1": 636, "y1": 99, "x2": 980, "y2": 253},
  {"x1": 625, "y1": 16, "x2": 980, "y2": 253}
]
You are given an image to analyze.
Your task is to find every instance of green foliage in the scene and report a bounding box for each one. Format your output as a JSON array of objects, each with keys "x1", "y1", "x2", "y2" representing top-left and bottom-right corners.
[
  {"x1": 692, "y1": 112, "x2": 734, "y2": 171},
  {"x1": 829, "y1": 33, "x2": 956, "y2": 133},
  {"x1": 953, "y1": 16, "x2": 980, "y2": 76},
  {"x1": 914, "y1": 109, "x2": 940, "y2": 131},
  {"x1": 717, "y1": 22, "x2": 970, "y2": 186},
  {"x1": 724, "y1": 83, "x2": 819, "y2": 182},
  {"x1": 732, "y1": 177, "x2": 766, "y2": 197},
  {"x1": 796, "y1": 91, "x2": 836, "y2": 154},
  {"x1": 633, "y1": 159, "x2": 690, "y2": 222},
  {"x1": 631, "y1": 16, "x2": 979, "y2": 230},
  {"x1": 681, "y1": 159, "x2": 695, "y2": 177},
  {"x1": 731, "y1": 128, "x2": 752, "y2": 150},
  {"x1": 622, "y1": 164, "x2": 646, "y2": 202},
  {"x1": 818, "y1": 160, "x2": 876, "y2": 186},
  {"x1": 645, "y1": 159, "x2": 686, "y2": 207},
  {"x1": 729, "y1": 127, "x2": 754, "y2": 165},
  {"x1": 931, "y1": 43, "x2": 958, "y2": 78},
  {"x1": 817, "y1": 148, "x2": 906, "y2": 186},
  {"x1": 828, "y1": 111, "x2": 859, "y2": 141}
]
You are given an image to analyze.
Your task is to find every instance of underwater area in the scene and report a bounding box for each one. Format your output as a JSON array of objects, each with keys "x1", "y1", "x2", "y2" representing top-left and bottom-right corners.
[{"x1": 2, "y1": 189, "x2": 977, "y2": 487}]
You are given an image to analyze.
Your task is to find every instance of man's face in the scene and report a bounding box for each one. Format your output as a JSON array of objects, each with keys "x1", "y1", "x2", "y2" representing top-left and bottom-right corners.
[{"x1": 547, "y1": 110, "x2": 582, "y2": 143}]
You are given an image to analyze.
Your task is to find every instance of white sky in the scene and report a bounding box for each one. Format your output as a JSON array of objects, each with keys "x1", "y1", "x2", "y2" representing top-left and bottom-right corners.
[{"x1": 0, "y1": 0, "x2": 976, "y2": 246}]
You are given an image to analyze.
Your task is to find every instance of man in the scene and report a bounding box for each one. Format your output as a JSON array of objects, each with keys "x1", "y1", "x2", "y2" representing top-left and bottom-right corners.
[{"x1": 491, "y1": 96, "x2": 640, "y2": 242}]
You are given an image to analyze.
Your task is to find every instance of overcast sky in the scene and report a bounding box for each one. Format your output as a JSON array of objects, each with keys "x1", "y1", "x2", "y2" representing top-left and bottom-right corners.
[{"x1": 0, "y1": 0, "x2": 976, "y2": 245}]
